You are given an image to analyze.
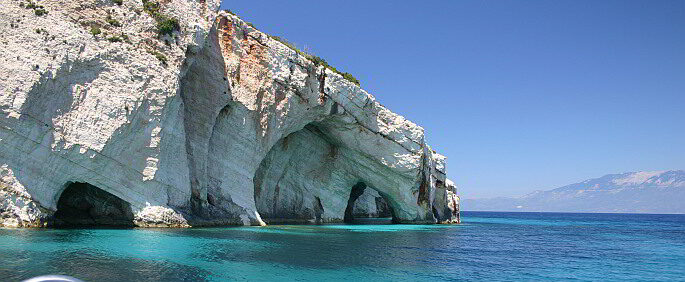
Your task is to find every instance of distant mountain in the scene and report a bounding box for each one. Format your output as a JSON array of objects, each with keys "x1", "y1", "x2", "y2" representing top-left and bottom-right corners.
[{"x1": 463, "y1": 170, "x2": 685, "y2": 214}]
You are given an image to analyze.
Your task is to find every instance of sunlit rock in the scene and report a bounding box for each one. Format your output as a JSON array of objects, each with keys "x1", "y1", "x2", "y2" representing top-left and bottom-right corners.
[{"x1": 0, "y1": 1, "x2": 459, "y2": 227}]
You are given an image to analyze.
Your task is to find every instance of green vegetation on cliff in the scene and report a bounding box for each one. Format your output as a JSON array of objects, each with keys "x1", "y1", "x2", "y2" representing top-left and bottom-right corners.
[{"x1": 142, "y1": 0, "x2": 180, "y2": 37}]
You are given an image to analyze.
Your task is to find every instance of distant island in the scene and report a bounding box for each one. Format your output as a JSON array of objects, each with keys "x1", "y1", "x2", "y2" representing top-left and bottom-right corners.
[{"x1": 463, "y1": 170, "x2": 685, "y2": 214}]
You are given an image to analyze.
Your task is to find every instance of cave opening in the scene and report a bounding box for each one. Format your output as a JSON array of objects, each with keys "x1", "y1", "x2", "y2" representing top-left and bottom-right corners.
[
  {"x1": 253, "y1": 122, "x2": 341, "y2": 225},
  {"x1": 53, "y1": 182, "x2": 135, "y2": 228},
  {"x1": 344, "y1": 182, "x2": 367, "y2": 223},
  {"x1": 253, "y1": 118, "x2": 402, "y2": 225},
  {"x1": 344, "y1": 182, "x2": 394, "y2": 224}
]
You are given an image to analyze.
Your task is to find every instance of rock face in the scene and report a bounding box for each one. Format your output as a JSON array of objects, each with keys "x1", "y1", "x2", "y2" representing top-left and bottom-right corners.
[{"x1": 0, "y1": 0, "x2": 459, "y2": 227}]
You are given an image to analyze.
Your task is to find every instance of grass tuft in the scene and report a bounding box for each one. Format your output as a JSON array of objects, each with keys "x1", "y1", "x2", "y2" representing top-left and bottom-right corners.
[
  {"x1": 90, "y1": 26, "x2": 101, "y2": 36},
  {"x1": 156, "y1": 15, "x2": 180, "y2": 37},
  {"x1": 107, "y1": 36, "x2": 122, "y2": 42},
  {"x1": 106, "y1": 15, "x2": 122, "y2": 27},
  {"x1": 24, "y1": 1, "x2": 47, "y2": 16},
  {"x1": 142, "y1": 0, "x2": 180, "y2": 38},
  {"x1": 148, "y1": 49, "x2": 167, "y2": 65}
]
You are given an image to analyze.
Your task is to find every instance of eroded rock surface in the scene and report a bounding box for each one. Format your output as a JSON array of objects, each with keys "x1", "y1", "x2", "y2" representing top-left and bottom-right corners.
[
  {"x1": 353, "y1": 188, "x2": 392, "y2": 219},
  {"x1": 0, "y1": 1, "x2": 459, "y2": 227}
]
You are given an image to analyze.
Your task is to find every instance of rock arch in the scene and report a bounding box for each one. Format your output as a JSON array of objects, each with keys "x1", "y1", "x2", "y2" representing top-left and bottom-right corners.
[
  {"x1": 344, "y1": 182, "x2": 395, "y2": 223},
  {"x1": 252, "y1": 119, "x2": 416, "y2": 224},
  {"x1": 347, "y1": 184, "x2": 394, "y2": 221}
]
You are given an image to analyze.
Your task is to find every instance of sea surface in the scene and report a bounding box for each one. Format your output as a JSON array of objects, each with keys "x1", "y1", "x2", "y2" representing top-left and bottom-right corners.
[{"x1": 1, "y1": 212, "x2": 684, "y2": 281}]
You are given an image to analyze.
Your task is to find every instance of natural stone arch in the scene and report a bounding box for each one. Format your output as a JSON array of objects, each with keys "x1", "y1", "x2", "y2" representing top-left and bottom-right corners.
[
  {"x1": 344, "y1": 182, "x2": 395, "y2": 223},
  {"x1": 252, "y1": 119, "x2": 411, "y2": 224},
  {"x1": 53, "y1": 182, "x2": 134, "y2": 227},
  {"x1": 344, "y1": 182, "x2": 368, "y2": 223},
  {"x1": 347, "y1": 184, "x2": 393, "y2": 221}
]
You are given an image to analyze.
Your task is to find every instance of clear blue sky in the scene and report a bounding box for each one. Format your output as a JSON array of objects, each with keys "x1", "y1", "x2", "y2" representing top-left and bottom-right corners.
[{"x1": 220, "y1": 0, "x2": 685, "y2": 198}]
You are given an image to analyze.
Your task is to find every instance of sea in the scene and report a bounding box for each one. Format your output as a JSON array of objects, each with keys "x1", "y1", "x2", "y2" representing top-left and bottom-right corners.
[{"x1": 1, "y1": 211, "x2": 684, "y2": 281}]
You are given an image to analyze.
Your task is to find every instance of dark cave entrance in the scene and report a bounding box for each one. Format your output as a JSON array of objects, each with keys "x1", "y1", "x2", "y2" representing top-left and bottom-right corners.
[
  {"x1": 344, "y1": 182, "x2": 394, "y2": 224},
  {"x1": 53, "y1": 182, "x2": 135, "y2": 228}
]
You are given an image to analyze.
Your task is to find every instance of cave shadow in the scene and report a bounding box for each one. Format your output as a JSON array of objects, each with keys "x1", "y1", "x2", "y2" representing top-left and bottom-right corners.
[
  {"x1": 52, "y1": 182, "x2": 135, "y2": 229},
  {"x1": 344, "y1": 182, "x2": 395, "y2": 225}
]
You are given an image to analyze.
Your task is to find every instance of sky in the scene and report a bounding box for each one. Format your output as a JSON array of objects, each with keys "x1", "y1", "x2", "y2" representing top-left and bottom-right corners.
[{"x1": 220, "y1": 0, "x2": 685, "y2": 199}]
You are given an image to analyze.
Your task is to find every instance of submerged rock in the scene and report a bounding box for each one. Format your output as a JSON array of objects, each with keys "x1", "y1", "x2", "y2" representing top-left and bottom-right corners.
[{"x1": 0, "y1": 0, "x2": 459, "y2": 227}]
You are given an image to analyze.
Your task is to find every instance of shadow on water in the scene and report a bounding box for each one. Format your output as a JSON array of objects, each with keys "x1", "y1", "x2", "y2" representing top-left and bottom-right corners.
[{"x1": 343, "y1": 217, "x2": 394, "y2": 225}]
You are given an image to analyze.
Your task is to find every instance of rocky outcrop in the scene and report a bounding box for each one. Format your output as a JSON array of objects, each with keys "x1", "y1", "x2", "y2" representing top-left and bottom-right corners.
[{"x1": 0, "y1": 0, "x2": 459, "y2": 227}]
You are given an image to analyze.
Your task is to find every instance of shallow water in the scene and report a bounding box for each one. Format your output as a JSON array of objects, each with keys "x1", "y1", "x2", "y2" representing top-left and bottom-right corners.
[{"x1": 1, "y1": 212, "x2": 684, "y2": 281}]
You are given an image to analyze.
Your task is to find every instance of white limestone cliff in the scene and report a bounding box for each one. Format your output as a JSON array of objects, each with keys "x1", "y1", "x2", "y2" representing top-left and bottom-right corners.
[{"x1": 0, "y1": 0, "x2": 459, "y2": 227}]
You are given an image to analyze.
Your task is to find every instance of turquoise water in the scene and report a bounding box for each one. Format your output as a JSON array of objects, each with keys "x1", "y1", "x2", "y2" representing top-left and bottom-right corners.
[{"x1": 1, "y1": 212, "x2": 684, "y2": 281}]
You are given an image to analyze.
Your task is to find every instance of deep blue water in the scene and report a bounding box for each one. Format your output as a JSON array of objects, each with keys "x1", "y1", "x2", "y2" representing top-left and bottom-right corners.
[{"x1": 1, "y1": 212, "x2": 684, "y2": 281}]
